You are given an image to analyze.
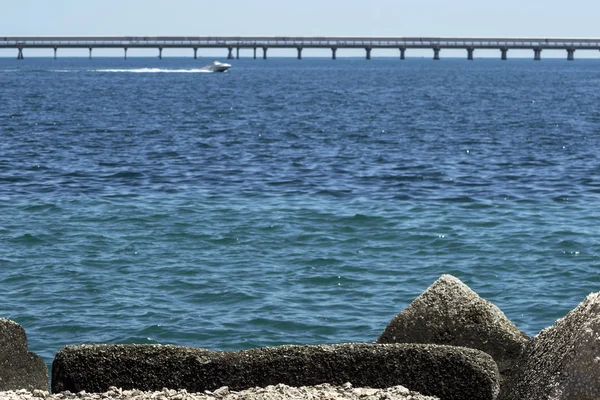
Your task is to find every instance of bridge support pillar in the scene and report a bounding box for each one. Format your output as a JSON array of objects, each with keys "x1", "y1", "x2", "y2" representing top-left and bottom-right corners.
[
  {"x1": 433, "y1": 47, "x2": 440, "y2": 60},
  {"x1": 297, "y1": 47, "x2": 302, "y2": 60},
  {"x1": 534, "y1": 48, "x2": 542, "y2": 61},
  {"x1": 158, "y1": 47, "x2": 163, "y2": 59},
  {"x1": 500, "y1": 47, "x2": 508, "y2": 60},
  {"x1": 17, "y1": 47, "x2": 23, "y2": 60},
  {"x1": 365, "y1": 47, "x2": 371, "y2": 60},
  {"x1": 227, "y1": 47, "x2": 233, "y2": 60},
  {"x1": 124, "y1": 48, "x2": 128, "y2": 59},
  {"x1": 263, "y1": 47, "x2": 268, "y2": 59},
  {"x1": 53, "y1": 47, "x2": 57, "y2": 59},
  {"x1": 193, "y1": 47, "x2": 198, "y2": 59},
  {"x1": 89, "y1": 48, "x2": 93, "y2": 59},
  {"x1": 567, "y1": 48, "x2": 575, "y2": 61},
  {"x1": 399, "y1": 47, "x2": 406, "y2": 60},
  {"x1": 236, "y1": 48, "x2": 240, "y2": 59},
  {"x1": 467, "y1": 47, "x2": 474, "y2": 60},
  {"x1": 331, "y1": 47, "x2": 337, "y2": 60},
  {"x1": 253, "y1": 47, "x2": 257, "y2": 59}
]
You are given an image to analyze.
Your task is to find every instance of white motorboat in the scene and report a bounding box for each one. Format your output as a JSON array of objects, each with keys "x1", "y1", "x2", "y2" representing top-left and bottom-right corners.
[{"x1": 204, "y1": 60, "x2": 231, "y2": 72}]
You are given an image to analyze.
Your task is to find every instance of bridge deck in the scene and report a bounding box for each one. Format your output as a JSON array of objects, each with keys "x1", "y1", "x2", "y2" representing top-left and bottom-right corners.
[
  {"x1": 2, "y1": 36, "x2": 600, "y2": 49},
  {"x1": 3, "y1": 36, "x2": 600, "y2": 60}
]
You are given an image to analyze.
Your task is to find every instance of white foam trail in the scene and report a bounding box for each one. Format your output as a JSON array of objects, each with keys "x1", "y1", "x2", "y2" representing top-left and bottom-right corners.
[
  {"x1": 1, "y1": 69, "x2": 74, "y2": 73},
  {"x1": 93, "y1": 68, "x2": 213, "y2": 73}
]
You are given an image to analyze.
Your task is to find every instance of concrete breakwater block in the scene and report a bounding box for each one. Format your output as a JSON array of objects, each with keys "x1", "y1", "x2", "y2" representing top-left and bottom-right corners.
[
  {"x1": 52, "y1": 342, "x2": 499, "y2": 400},
  {"x1": 377, "y1": 274, "x2": 530, "y2": 381},
  {"x1": 0, "y1": 318, "x2": 49, "y2": 391},
  {"x1": 498, "y1": 292, "x2": 600, "y2": 400}
]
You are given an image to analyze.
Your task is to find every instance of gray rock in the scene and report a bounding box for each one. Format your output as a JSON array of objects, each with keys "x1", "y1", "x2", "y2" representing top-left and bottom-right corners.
[
  {"x1": 498, "y1": 292, "x2": 600, "y2": 400},
  {"x1": 51, "y1": 342, "x2": 499, "y2": 400},
  {"x1": 377, "y1": 274, "x2": 530, "y2": 381},
  {"x1": 0, "y1": 318, "x2": 49, "y2": 391}
]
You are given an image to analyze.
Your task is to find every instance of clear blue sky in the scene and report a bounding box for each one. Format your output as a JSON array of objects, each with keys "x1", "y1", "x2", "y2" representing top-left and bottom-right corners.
[{"x1": 2, "y1": 0, "x2": 600, "y2": 58}]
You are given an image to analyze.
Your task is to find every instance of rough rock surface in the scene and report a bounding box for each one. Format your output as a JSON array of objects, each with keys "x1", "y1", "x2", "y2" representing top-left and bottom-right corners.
[
  {"x1": 52, "y1": 342, "x2": 499, "y2": 400},
  {"x1": 0, "y1": 318, "x2": 49, "y2": 391},
  {"x1": 498, "y1": 292, "x2": 600, "y2": 400},
  {"x1": 377, "y1": 274, "x2": 530, "y2": 381},
  {"x1": 0, "y1": 383, "x2": 440, "y2": 400}
]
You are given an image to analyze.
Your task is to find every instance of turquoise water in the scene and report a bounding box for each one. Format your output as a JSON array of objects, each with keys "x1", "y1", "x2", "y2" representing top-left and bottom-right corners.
[{"x1": 1, "y1": 57, "x2": 600, "y2": 370}]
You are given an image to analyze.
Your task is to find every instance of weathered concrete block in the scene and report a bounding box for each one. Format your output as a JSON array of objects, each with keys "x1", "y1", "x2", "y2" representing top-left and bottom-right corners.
[
  {"x1": 52, "y1": 342, "x2": 499, "y2": 400},
  {"x1": 0, "y1": 318, "x2": 49, "y2": 391},
  {"x1": 377, "y1": 274, "x2": 530, "y2": 382},
  {"x1": 499, "y1": 292, "x2": 600, "y2": 400}
]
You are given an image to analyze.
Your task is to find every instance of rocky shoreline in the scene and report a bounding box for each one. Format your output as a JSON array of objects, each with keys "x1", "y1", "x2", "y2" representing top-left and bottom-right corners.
[
  {"x1": 2, "y1": 274, "x2": 600, "y2": 399},
  {"x1": 0, "y1": 383, "x2": 439, "y2": 400}
]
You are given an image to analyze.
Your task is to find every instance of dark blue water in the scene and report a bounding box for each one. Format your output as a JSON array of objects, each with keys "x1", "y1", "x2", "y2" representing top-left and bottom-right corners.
[{"x1": 1, "y1": 57, "x2": 600, "y2": 370}]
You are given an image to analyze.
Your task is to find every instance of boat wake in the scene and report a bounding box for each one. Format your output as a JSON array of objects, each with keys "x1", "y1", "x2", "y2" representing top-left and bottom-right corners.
[{"x1": 93, "y1": 68, "x2": 213, "y2": 73}]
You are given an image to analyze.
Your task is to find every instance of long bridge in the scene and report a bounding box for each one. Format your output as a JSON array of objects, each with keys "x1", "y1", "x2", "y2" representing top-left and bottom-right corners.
[{"x1": 3, "y1": 36, "x2": 600, "y2": 61}]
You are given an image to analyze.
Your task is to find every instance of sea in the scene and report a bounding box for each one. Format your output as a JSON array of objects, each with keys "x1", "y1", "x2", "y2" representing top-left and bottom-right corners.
[{"x1": 1, "y1": 56, "x2": 599, "y2": 371}]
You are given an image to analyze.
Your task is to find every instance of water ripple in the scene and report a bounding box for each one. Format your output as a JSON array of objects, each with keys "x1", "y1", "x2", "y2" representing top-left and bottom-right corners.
[{"x1": 1, "y1": 58, "x2": 600, "y2": 370}]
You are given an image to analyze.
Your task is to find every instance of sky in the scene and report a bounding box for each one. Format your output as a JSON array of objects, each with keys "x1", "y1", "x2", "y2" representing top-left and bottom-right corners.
[{"x1": 2, "y1": 0, "x2": 600, "y2": 58}]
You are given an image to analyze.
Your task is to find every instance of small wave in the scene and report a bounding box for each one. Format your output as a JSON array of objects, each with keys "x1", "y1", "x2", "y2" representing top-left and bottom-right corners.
[
  {"x1": 437, "y1": 195, "x2": 477, "y2": 203},
  {"x1": 313, "y1": 189, "x2": 353, "y2": 198},
  {"x1": 117, "y1": 336, "x2": 161, "y2": 345},
  {"x1": 93, "y1": 68, "x2": 212, "y2": 73},
  {"x1": 345, "y1": 213, "x2": 387, "y2": 224},
  {"x1": 305, "y1": 257, "x2": 343, "y2": 266},
  {"x1": 22, "y1": 203, "x2": 62, "y2": 213},
  {"x1": 10, "y1": 233, "x2": 47, "y2": 245},
  {"x1": 104, "y1": 171, "x2": 145, "y2": 179}
]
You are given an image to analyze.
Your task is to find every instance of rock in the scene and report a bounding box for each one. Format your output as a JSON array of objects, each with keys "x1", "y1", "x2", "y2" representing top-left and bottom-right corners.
[
  {"x1": 498, "y1": 292, "x2": 600, "y2": 400},
  {"x1": 32, "y1": 390, "x2": 49, "y2": 398},
  {"x1": 212, "y1": 386, "x2": 229, "y2": 397},
  {"x1": 51, "y1": 344, "x2": 220, "y2": 394},
  {"x1": 0, "y1": 318, "x2": 49, "y2": 391},
  {"x1": 51, "y1": 342, "x2": 499, "y2": 400},
  {"x1": 377, "y1": 274, "x2": 530, "y2": 381},
  {"x1": 2, "y1": 383, "x2": 441, "y2": 400}
]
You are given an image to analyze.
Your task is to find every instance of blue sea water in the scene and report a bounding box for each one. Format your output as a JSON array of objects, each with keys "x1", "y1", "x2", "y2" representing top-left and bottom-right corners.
[{"x1": 1, "y1": 56, "x2": 600, "y2": 371}]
